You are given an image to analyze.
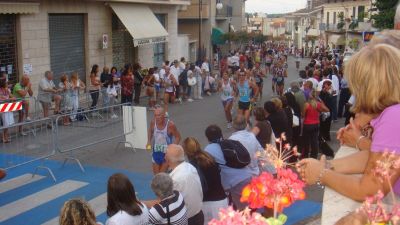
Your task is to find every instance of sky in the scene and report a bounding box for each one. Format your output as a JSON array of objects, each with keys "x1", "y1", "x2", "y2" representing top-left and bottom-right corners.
[{"x1": 245, "y1": 0, "x2": 307, "y2": 14}]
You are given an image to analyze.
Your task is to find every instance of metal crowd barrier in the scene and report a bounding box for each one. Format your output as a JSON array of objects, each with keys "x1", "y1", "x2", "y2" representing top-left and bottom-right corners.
[
  {"x1": 33, "y1": 87, "x2": 121, "y2": 121},
  {"x1": 0, "y1": 118, "x2": 57, "y2": 181},
  {"x1": 54, "y1": 103, "x2": 135, "y2": 172}
]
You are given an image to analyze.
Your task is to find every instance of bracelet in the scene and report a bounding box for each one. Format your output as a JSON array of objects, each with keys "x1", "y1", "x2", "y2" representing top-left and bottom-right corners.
[
  {"x1": 316, "y1": 168, "x2": 328, "y2": 188},
  {"x1": 325, "y1": 160, "x2": 334, "y2": 171},
  {"x1": 355, "y1": 135, "x2": 367, "y2": 151}
]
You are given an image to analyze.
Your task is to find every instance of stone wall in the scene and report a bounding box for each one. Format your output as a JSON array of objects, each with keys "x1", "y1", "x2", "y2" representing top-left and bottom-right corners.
[{"x1": 19, "y1": 0, "x2": 113, "y2": 94}]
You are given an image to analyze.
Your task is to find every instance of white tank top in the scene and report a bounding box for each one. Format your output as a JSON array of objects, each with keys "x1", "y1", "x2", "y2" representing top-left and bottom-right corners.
[
  {"x1": 221, "y1": 79, "x2": 233, "y2": 101},
  {"x1": 164, "y1": 74, "x2": 175, "y2": 93}
]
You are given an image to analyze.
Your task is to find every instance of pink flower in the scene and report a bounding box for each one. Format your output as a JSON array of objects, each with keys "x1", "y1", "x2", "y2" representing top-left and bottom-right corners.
[
  {"x1": 241, "y1": 169, "x2": 306, "y2": 212},
  {"x1": 208, "y1": 206, "x2": 269, "y2": 225}
]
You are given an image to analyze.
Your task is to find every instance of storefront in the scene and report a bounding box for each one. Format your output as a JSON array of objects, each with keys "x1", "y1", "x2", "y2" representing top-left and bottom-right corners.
[
  {"x1": 0, "y1": 14, "x2": 18, "y2": 83},
  {"x1": 3, "y1": 0, "x2": 187, "y2": 94}
]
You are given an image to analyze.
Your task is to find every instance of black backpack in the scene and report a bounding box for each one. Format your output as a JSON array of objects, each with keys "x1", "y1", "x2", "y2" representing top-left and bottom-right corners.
[
  {"x1": 218, "y1": 139, "x2": 251, "y2": 168},
  {"x1": 179, "y1": 69, "x2": 188, "y2": 86}
]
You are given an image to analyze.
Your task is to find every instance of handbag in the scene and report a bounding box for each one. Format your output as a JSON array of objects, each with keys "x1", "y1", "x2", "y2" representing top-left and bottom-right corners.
[
  {"x1": 319, "y1": 137, "x2": 334, "y2": 157},
  {"x1": 292, "y1": 109, "x2": 300, "y2": 127},
  {"x1": 187, "y1": 76, "x2": 197, "y2": 86}
]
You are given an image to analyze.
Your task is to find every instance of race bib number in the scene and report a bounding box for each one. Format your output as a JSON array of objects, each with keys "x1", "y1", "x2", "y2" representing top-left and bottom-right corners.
[
  {"x1": 239, "y1": 89, "x2": 248, "y2": 97},
  {"x1": 153, "y1": 144, "x2": 167, "y2": 153}
]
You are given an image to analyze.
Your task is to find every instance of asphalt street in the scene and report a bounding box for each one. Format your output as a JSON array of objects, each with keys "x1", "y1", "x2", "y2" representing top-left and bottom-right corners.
[{"x1": 48, "y1": 55, "x2": 346, "y2": 224}]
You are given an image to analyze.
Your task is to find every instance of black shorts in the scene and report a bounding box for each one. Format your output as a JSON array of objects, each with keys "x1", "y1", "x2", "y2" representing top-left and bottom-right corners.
[
  {"x1": 266, "y1": 63, "x2": 271, "y2": 67},
  {"x1": 238, "y1": 101, "x2": 251, "y2": 110}
]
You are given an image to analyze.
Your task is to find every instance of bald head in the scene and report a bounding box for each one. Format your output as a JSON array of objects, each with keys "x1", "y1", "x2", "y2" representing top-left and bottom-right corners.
[
  {"x1": 21, "y1": 75, "x2": 30, "y2": 86},
  {"x1": 165, "y1": 144, "x2": 185, "y2": 169}
]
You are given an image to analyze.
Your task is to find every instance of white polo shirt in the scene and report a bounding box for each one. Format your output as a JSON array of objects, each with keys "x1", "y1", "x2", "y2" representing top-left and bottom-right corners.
[
  {"x1": 170, "y1": 162, "x2": 203, "y2": 218},
  {"x1": 170, "y1": 65, "x2": 181, "y2": 82}
]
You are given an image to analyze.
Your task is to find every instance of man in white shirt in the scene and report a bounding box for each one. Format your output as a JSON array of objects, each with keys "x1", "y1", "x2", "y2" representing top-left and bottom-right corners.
[
  {"x1": 170, "y1": 60, "x2": 182, "y2": 101},
  {"x1": 37, "y1": 71, "x2": 62, "y2": 118},
  {"x1": 201, "y1": 57, "x2": 210, "y2": 73},
  {"x1": 231, "y1": 53, "x2": 240, "y2": 71},
  {"x1": 166, "y1": 144, "x2": 204, "y2": 225},
  {"x1": 330, "y1": 66, "x2": 340, "y2": 121},
  {"x1": 229, "y1": 115, "x2": 270, "y2": 176}
]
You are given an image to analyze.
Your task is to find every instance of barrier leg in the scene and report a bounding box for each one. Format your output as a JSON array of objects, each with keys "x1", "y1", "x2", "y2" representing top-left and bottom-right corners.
[
  {"x1": 32, "y1": 159, "x2": 56, "y2": 182},
  {"x1": 115, "y1": 141, "x2": 136, "y2": 153},
  {"x1": 61, "y1": 152, "x2": 85, "y2": 173}
]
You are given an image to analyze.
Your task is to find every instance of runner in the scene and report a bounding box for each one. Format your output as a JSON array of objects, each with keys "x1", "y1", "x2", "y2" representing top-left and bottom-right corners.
[
  {"x1": 147, "y1": 106, "x2": 181, "y2": 174},
  {"x1": 275, "y1": 63, "x2": 286, "y2": 96},
  {"x1": 218, "y1": 71, "x2": 236, "y2": 129},
  {"x1": 271, "y1": 60, "x2": 278, "y2": 94},
  {"x1": 236, "y1": 69, "x2": 258, "y2": 122},
  {"x1": 265, "y1": 53, "x2": 273, "y2": 75},
  {"x1": 252, "y1": 62, "x2": 266, "y2": 101},
  {"x1": 162, "y1": 67, "x2": 178, "y2": 117}
]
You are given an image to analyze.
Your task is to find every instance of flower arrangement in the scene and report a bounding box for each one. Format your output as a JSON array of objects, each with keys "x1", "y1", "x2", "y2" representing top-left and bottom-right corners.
[
  {"x1": 241, "y1": 169, "x2": 306, "y2": 218},
  {"x1": 256, "y1": 133, "x2": 300, "y2": 170},
  {"x1": 209, "y1": 134, "x2": 305, "y2": 225},
  {"x1": 357, "y1": 151, "x2": 400, "y2": 225},
  {"x1": 208, "y1": 207, "x2": 270, "y2": 225}
]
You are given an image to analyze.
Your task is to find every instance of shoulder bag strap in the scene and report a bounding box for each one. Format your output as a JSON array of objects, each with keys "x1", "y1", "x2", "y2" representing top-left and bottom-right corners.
[{"x1": 166, "y1": 204, "x2": 171, "y2": 225}]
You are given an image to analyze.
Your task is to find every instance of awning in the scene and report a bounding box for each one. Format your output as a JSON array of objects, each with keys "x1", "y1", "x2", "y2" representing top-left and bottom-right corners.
[
  {"x1": 0, "y1": 2, "x2": 39, "y2": 14},
  {"x1": 212, "y1": 27, "x2": 225, "y2": 45},
  {"x1": 110, "y1": 3, "x2": 168, "y2": 47}
]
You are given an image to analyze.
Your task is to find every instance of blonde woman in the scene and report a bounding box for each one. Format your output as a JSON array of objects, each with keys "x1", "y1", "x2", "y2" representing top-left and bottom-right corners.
[
  {"x1": 182, "y1": 137, "x2": 228, "y2": 224},
  {"x1": 60, "y1": 199, "x2": 99, "y2": 225},
  {"x1": 70, "y1": 72, "x2": 85, "y2": 121},
  {"x1": 297, "y1": 44, "x2": 400, "y2": 205}
]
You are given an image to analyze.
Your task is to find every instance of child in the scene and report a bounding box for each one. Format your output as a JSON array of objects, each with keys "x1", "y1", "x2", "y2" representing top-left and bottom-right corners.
[{"x1": 0, "y1": 79, "x2": 15, "y2": 142}]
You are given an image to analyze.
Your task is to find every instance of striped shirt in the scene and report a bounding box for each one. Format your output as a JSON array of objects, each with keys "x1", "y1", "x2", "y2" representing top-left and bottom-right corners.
[{"x1": 148, "y1": 191, "x2": 188, "y2": 225}]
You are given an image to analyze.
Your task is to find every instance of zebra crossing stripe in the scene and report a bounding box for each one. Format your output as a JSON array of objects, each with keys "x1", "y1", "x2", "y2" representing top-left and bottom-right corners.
[
  {"x1": 0, "y1": 174, "x2": 45, "y2": 194},
  {"x1": 0, "y1": 180, "x2": 88, "y2": 223},
  {"x1": 41, "y1": 193, "x2": 107, "y2": 225}
]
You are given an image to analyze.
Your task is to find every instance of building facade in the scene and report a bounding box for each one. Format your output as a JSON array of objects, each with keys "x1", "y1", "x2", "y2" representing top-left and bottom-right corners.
[
  {"x1": 178, "y1": 0, "x2": 246, "y2": 62},
  {"x1": 0, "y1": 0, "x2": 189, "y2": 94}
]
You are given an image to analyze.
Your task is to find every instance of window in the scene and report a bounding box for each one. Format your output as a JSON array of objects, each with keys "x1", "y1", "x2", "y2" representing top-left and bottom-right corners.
[
  {"x1": 327, "y1": 12, "x2": 330, "y2": 25},
  {"x1": 154, "y1": 14, "x2": 166, "y2": 67},
  {"x1": 333, "y1": 12, "x2": 336, "y2": 24},
  {"x1": 0, "y1": 15, "x2": 18, "y2": 84},
  {"x1": 358, "y1": 5, "x2": 365, "y2": 22},
  {"x1": 353, "y1": 7, "x2": 356, "y2": 17}
]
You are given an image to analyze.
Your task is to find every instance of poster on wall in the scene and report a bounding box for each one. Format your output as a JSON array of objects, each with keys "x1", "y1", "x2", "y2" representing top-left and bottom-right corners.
[
  {"x1": 102, "y1": 34, "x2": 108, "y2": 49},
  {"x1": 7, "y1": 65, "x2": 12, "y2": 75},
  {"x1": 23, "y1": 64, "x2": 33, "y2": 76},
  {"x1": 0, "y1": 67, "x2": 5, "y2": 72}
]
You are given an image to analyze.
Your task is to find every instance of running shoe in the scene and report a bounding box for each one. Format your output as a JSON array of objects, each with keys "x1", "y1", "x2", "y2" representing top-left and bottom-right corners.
[
  {"x1": 227, "y1": 122, "x2": 232, "y2": 129},
  {"x1": 187, "y1": 98, "x2": 194, "y2": 102},
  {"x1": 111, "y1": 114, "x2": 118, "y2": 119}
]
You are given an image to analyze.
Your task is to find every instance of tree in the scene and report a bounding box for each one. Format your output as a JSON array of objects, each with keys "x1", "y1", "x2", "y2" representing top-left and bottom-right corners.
[{"x1": 371, "y1": 0, "x2": 397, "y2": 29}]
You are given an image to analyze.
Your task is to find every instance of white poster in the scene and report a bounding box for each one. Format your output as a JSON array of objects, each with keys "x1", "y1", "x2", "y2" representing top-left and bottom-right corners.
[
  {"x1": 0, "y1": 67, "x2": 5, "y2": 72},
  {"x1": 123, "y1": 106, "x2": 148, "y2": 150},
  {"x1": 23, "y1": 64, "x2": 33, "y2": 76},
  {"x1": 6, "y1": 65, "x2": 12, "y2": 75}
]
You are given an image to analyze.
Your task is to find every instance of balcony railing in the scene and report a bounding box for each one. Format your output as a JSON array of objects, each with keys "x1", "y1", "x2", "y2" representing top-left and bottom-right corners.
[{"x1": 215, "y1": 5, "x2": 232, "y2": 19}]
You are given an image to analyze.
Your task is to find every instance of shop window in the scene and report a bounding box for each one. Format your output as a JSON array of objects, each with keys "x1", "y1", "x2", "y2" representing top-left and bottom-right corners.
[{"x1": 0, "y1": 15, "x2": 18, "y2": 84}]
